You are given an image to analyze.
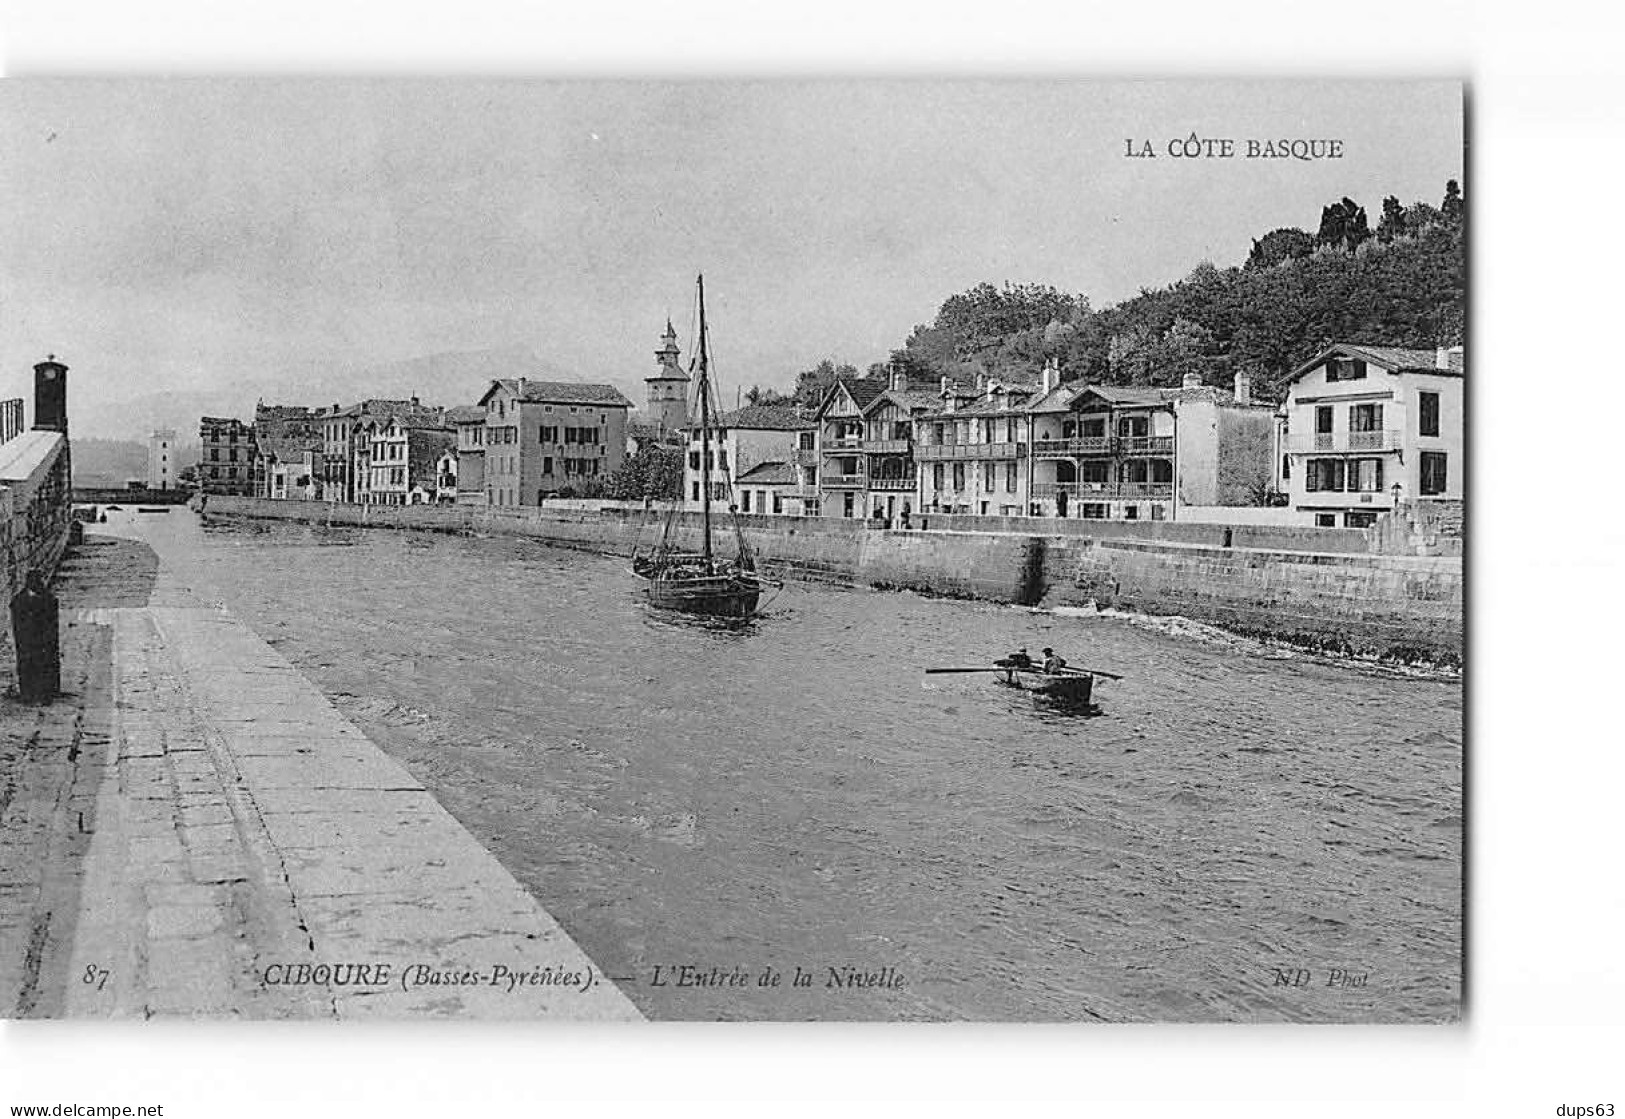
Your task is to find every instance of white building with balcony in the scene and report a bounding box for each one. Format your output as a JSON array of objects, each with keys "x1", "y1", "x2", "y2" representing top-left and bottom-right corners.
[
  {"x1": 1279, "y1": 343, "x2": 1463, "y2": 529},
  {"x1": 916, "y1": 373, "x2": 1037, "y2": 518},
  {"x1": 682, "y1": 405, "x2": 814, "y2": 512}
]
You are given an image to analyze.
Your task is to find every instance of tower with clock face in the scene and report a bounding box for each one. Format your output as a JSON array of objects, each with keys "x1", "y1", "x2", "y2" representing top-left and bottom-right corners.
[{"x1": 33, "y1": 354, "x2": 68, "y2": 433}]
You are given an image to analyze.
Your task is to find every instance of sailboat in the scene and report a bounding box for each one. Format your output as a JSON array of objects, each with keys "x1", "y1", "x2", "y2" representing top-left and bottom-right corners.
[{"x1": 632, "y1": 274, "x2": 771, "y2": 619}]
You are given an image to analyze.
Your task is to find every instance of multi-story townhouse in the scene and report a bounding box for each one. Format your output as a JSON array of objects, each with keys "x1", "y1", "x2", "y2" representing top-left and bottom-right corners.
[
  {"x1": 682, "y1": 405, "x2": 814, "y2": 512},
  {"x1": 1278, "y1": 343, "x2": 1463, "y2": 529},
  {"x1": 366, "y1": 412, "x2": 453, "y2": 505},
  {"x1": 1027, "y1": 368, "x2": 1273, "y2": 521},
  {"x1": 916, "y1": 372, "x2": 1038, "y2": 518},
  {"x1": 198, "y1": 416, "x2": 257, "y2": 496},
  {"x1": 445, "y1": 405, "x2": 487, "y2": 505},
  {"x1": 251, "y1": 404, "x2": 323, "y2": 498},
  {"x1": 856, "y1": 369, "x2": 939, "y2": 524},
  {"x1": 811, "y1": 377, "x2": 885, "y2": 519},
  {"x1": 477, "y1": 379, "x2": 632, "y2": 508}
]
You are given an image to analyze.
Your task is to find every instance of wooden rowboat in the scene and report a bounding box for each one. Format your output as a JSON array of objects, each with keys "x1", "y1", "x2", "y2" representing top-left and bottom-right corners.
[{"x1": 996, "y1": 666, "x2": 1095, "y2": 707}]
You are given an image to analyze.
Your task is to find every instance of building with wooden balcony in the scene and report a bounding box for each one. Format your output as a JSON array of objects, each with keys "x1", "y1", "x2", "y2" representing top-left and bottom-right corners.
[
  {"x1": 810, "y1": 376, "x2": 886, "y2": 519},
  {"x1": 682, "y1": 404, "x2": 814, "y2": 512},
  {"x1": 1026, "y1": 365, "x2": 1274, "y2": 522},
  {"x1": 916, "y1": 371, "x2": 1038, "y2": 517},
  {"x1": 1278, "y1": 343, "x2": 1463, "y2": 529}
]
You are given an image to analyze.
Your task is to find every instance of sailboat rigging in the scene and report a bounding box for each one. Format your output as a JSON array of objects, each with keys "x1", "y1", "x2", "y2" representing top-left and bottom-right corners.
[{"x1": 632, "y1": 274, "x2": 773, "y2": 618}]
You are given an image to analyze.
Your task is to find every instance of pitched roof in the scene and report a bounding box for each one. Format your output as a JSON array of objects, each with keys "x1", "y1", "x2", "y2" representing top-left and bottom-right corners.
[
  {"x1": 257, "y1": 433, "x2": 322, "y2": 461},
  {"x1": 445, "y1": 405, "x2": 486, "y2": 424},
  {"x1": 1286, "y1": 342, "x2": 1465, "y2": 385},
  {"x1": 862, "y1": 387, "x2": 941, "y2": 416},
  {"x1": 480, "y1": 378, "x2": 633, "y2": 407},
  {"x1": 1083, "y1": 385, "x2": 1170, "y2": 406},
  {"x1": 736, "y1": 460, "x2": 798, "y2": 485},
  {"x1": 1026, "y1": 383, "x2": 1083, "y2": 414},
  {"x1": 814, "y1": 377, "x2": 887, "y2": 419},
  {"x1": 710, "y1": 405, "x2": 813, "y2": 431}
]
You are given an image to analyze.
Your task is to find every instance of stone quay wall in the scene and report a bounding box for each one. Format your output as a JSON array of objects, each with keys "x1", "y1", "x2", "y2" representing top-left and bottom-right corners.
[
  {"x1": 204, "y1": 497, "x2": 1462, "y2": 664},
  {"x1": 1, "y1": 430, "x2": 73, "y2": 604}
]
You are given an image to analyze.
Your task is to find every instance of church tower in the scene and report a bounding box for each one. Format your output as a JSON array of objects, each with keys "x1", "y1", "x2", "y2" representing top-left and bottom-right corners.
[{"x1": 645, "y1": 319, "x2": 691, "y2": 433}]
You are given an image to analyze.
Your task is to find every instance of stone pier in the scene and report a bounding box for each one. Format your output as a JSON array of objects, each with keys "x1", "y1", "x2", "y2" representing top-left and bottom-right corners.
[{"x1": 0, "y1": 521, "x2": 640, "y2": 1019}]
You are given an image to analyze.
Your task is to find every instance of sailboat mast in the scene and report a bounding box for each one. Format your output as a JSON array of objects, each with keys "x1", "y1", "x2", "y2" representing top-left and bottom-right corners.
[{"x1": 697, "y1": 274, "x2": 713, "y2": 566}]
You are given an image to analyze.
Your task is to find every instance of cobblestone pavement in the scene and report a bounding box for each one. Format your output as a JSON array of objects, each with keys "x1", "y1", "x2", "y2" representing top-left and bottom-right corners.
[{"x1": 1, "y1": 521, "x2": 640, "y2": 1019}]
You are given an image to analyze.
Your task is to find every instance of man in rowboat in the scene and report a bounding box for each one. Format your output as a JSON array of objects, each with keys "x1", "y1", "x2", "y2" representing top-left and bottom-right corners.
[{"x1": 1041, "y1": 647, "x2": 1068, "y2": 674}]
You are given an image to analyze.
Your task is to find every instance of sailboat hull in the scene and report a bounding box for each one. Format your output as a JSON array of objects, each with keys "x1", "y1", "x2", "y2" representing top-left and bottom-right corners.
[{"x1": 645, "y1": 573, "x2": 762, "y2": 618}]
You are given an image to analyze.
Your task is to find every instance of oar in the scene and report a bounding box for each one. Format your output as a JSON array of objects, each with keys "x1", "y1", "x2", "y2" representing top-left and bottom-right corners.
[
  {"x1": 925, "y1": 667, "x2": 1020, "y2": 674},
  {"x1": 1051, "y1": 665, "x2": 1124, "y2": 681}
]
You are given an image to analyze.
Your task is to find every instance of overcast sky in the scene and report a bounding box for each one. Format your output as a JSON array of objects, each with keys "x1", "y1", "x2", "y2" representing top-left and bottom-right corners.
[{"x1": 0, "y1": 79, "x2": 1461, "y2": 432}]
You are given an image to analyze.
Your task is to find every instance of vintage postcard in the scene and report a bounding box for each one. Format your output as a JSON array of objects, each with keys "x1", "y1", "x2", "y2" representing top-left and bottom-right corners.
[{"x1": 0, "y1": 79, "x2": 1463, "y2": 1022}]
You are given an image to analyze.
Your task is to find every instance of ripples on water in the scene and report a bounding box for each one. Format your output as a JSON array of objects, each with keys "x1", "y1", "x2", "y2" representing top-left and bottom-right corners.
[{"x1": 175, "y1": 516, "x2": 1461, "y2": 1021}]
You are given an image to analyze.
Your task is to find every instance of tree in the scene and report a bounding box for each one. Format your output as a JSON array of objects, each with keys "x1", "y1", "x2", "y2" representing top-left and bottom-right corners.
[
  {"x1": 1377, "y1": 196, "x2": 1406, "y2": 243},
  {"x1": 1315, "y1": 197, "x2": 1371, "y2": 251},
  {"x1": 605, "y1": 444, "x2": 683, "y2": 501},
  {"x1": 1441, "y1": 179, "x2": 1464, "y2": 227},
  {"x1": 1245, "y1": 227, "x2": 1315, "y2": 269},
  {"x1": 793, "y1": 358, "x2": 859, "y2": 409},
  {"x1": 1162, "y1": 317, "x2": 1221, "y2": 387}
]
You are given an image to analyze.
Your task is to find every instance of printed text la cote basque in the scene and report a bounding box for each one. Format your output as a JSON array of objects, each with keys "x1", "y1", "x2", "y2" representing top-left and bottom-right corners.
[{"x1": 1126, "y1": 134, "x2": 1344, "y2": 161}]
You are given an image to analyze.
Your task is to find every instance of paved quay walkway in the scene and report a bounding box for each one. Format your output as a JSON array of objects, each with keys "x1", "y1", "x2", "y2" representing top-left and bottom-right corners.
[{"x1": 1, "y1": 512, "x2": 640, "y2": 1019}]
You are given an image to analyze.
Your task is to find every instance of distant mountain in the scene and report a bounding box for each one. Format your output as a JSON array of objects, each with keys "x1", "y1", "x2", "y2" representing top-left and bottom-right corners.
[
  {"x1": 68, "y1": 344, "x2": 604, "y2": 441},
  {"x1": 70, "y1": 438, "x2": 149, "y2": 487}
]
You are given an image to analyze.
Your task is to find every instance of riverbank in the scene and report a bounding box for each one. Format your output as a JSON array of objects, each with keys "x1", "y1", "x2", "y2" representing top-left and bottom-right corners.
[
  {"x1": 203, "y1": 496, "x2": 1464, "y2": 666},
  {"x1": 0, "y1": 523, "x2": 640, "y2": 1020}
]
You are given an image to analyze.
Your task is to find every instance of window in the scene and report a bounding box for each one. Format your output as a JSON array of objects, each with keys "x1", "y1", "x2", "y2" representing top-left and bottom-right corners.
[
  {"x1": 741, "y1": 491, "x2": 751, "y2": 512},
  {"x1": 1281, "y1": 455, "x2": 1291, "y2": 480},
  {"x1": 1081, "y1": 503, "x2": 1107, "y2": 520},
  {"x1": 984, "y1": 462, "x2": 996, "y2": 491},
  {"x1": 1316, "y1": 513, "x2": 1337, "y2": 527},
  {"x1": 798, "y1": 432, "x2": 815, "y2": 451},
  {"x1": 932, "y1": 464, "x2": 944, "y2": 489},
  {"x1": 1315, "y1": 406, "x2": 1333, "y2": 435},
  {"x1": 1344, "y1": 511, "x2": 1379, "y2": 529},
  {"x1": 1150, "y1": 504, "x2": 1165, "y2": 521},
  {"x1": 1005, "y1": 462, "x2": 1017, "y2": 493},
  {"x1": 1304, "y1": 458, "x2": 1346, "y2": 492},
  {"x1": 1327, "y1": 357, "x2": 1367, "y2": 382},
  {"x1": 1353, "y1": 458, "x2": 1384, "y2": 492},
  {"x1": 1350, "y1": 403, "x2": 1383, "y2": 432},
  {"x1": 1419, "y1": 391, "x2": 1440, "y2": 437},
  {"x1": 772, "y1": 493, "x2": 783, "y2": 514},
  {"x1": 1124, "y1": 505, "x2": 1139, "y2": 520},
  {"x1": 952, "y1": 464, "x2": 965, "y2": 490},
  {"x1": 1420, "y1": 452, "x2": 1448, "y2": 495},
  {"x1": 692, "y1": 481, "x2": 700, "y2": 501},
  {"x1": 543, "y1": 456, "x2": 553, "y2": 475},
  {"x1": 689, "y1": 452, "x2": 701, "y2": 470}
]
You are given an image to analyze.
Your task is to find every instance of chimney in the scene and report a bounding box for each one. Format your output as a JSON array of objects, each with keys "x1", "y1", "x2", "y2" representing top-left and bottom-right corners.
[
  {"x1": 1040, "y1": 356, "x2": 1059, "y2": 396},
  {"x1": 1233, "y1": 370, "x2": 1252, "y2": 405},
  {"x1": 940, "y1": 375, "x2": 950, "y2": 397},
  {"x1": 889, "y1": 362, "x2": 904, "y2": 392},
  {"x1": 1182, "y1": 371, "x2": 1202, "y2": 390},
  {"x1": 32, "y1": 355, "x2": 68, "y2": 433},
  {"x1": 411, "y1": 395, "x2": 421, "y2": 407}
]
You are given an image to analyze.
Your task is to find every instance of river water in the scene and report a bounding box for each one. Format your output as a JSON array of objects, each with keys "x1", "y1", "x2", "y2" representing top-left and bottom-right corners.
[{"x1": 129, "y1": 511, "x2": 1461, "y2": 1022}]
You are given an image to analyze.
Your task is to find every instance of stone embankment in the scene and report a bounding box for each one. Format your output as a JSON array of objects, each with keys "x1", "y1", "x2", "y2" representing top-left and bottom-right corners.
[
  {"x1": 203, "y1": 497, "x2": 1464, "y2": 665},
  {"x1": 1, "y1": 519, "x2": 641, "y2": 1020}
]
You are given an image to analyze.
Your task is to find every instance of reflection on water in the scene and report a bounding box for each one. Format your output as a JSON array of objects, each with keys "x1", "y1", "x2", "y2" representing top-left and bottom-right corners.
[{"x1": 157, "y1": 514, "x2": 1461, "y2": 1022}]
